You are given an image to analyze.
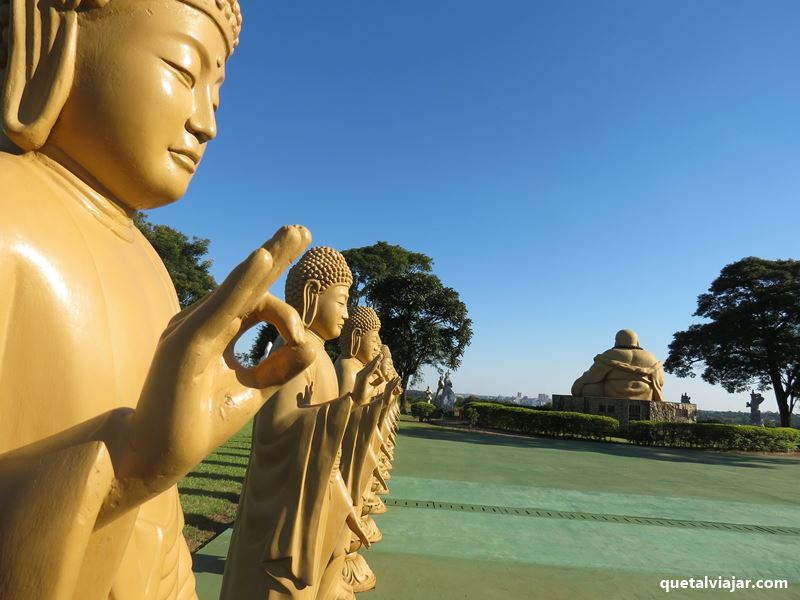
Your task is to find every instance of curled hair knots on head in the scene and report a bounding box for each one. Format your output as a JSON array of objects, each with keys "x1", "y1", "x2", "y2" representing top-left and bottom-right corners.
[
  {"x1": 215, "y1": 0, "x2": 241, "y2": 49},
  {"x1": 339, "y1": 306, "x2": 381, "y2": 355},
  {"x1": 284, "y1": 246, "x2": 353, "y2": 314}
]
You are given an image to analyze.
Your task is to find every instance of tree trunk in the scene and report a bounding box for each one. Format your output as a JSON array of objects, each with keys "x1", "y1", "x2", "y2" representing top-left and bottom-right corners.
[
  {"x1": 769, "y1": 372, "x2": 792, "y2": 427},
  {"x1": 399, "y1": 372, "x2": 413, "y2": 413}
]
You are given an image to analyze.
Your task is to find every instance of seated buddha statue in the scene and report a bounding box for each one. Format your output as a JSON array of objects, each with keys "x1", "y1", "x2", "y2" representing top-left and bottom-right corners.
[
  {"x1": 220, "y1": 247, "x2": 387, "y2": 600},
  {"x1": 571, "y1": 329, "x2": 665, "y2": 401},
  {"x1": 0, "y1": 2, "x2": 315, "y2": 598}
]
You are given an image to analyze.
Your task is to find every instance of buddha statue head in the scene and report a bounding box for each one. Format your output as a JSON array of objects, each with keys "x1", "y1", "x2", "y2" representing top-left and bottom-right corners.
[
  {"x1": 339, "y1": 306, "x2": 382, "y2": 364},
  {"x1": 614, "y1": 329, "x2": 641, "y2": 349},
  {"x1": 284, "y1": 246, "x2": 353, "y2": 342},
  {"x1": 379, "y1": 344, "x2": 395, "y2": 379},
  {"x1": 0, "y1": 0, "x2": 241, "y2": 209}
]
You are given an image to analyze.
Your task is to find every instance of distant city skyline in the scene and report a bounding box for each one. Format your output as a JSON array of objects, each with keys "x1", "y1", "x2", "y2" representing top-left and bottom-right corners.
[{"x1": 151, "y1": 1, "x2": 800, "y2": 415}]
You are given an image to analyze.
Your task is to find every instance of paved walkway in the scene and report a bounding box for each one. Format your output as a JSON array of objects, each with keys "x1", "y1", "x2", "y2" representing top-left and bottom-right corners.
[{"x1": 194, "y1": 418, "x2": 800, "y2": 599}]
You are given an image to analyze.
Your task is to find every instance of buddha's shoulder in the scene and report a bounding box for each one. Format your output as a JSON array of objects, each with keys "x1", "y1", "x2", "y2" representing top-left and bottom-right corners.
[
  {"x1": 0, "y1": 152, "x2": 62, "y2": 210},
  {"x1": 631, "y1": 349, "x2": 661, "y2": 367},
  {"x1": 0, "y1": 150, "x2": 45, "y2": 180},
  {"x1": 599, "y1": 348, "x2": 635, "y2": 363},
  {"x1": 334, "y1": 357, "x2": 361, "y2": 372},
  {"x1": 0, "y1": 153, "x2": 79, "y2": 233}
]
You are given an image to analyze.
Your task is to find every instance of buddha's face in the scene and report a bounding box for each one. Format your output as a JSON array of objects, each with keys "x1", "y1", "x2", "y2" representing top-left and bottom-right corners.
[
  {"x1": 45, "y1": 0, "x2": 227, "y2": 210},
  {"x1": 310, "y1": 284, "x2": 350, "y2": 342},
  {"x1": 356, "y1": 328, "x2": 382, "y2": 365}
]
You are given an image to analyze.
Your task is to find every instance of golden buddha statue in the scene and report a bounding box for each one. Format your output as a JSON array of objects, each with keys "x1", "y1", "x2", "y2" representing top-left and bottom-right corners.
[
  {"x1": 571, "y1": 329, "x2": 665, "y2": 401},
  {"x1": 364, "y1": 345, "x2": 402, "y2": 516},
  {"x1": 0, "y1": 2, "x2": 314, "y2": 598},
  {"x1": 332, "y1": 307, "x2": 387, "y2": 594},
  {"x1": 221, "y1": 247, "x2": 392, "y2": 600}
]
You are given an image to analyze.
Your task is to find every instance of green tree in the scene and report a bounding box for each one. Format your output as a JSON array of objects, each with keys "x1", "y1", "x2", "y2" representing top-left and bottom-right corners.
[
  {"x1": 664, "y1": 257, "x2": 800, "y2": 427},
  {"x1": 134, "y1": 213, "x2": 217, "y2": 308},
  {"x1": 342, "y1": 241, "x2": 433, "y2": 307},
  {"x1": 369, "y1": 272, "x2": 473, "y2": 394}
]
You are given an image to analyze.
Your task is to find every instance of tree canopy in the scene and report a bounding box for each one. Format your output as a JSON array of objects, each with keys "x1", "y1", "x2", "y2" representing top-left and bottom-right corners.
[
  {"x1": 664, "y1": 257, "x2": 800, "y2": 427},
  {"x1": 246, "y1": 241, "x2": 471, "y2": 397},
  {"x1": 369, "y1": 271, "x2": 473, "y2": 393},
  {"x1": 248, "y1": 322, "x2": 280, "y2": 365},
  {"x1": 134, "y1": 213, "x2": 217, "y2": 309},
  {"x1": 341, "y1": 241, "x2": 433, "y2": 307}
]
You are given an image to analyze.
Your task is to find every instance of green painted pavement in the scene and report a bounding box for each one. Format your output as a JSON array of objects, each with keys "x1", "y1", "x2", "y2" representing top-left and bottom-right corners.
[{"x1": 193, "y1": 418, "x2": 800, "y2": 599}]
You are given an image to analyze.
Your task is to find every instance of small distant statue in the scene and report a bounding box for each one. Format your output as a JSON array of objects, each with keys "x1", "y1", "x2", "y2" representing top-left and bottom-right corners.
[
  {"x1": 680, "y1": 393, "x2": 691, "y2": 404},
  {"x1": 747, "y1": 391, "x2": 765, "y2": 426},
  {"x1": 425, "y1": 386, "x2": 433, "y2": 404},
  {"x1": 437, "y1": 372, "x2": 456, "y2": 410},
  {"x1": 434, "y1": 373, "x2": 445, "y2": 404}
]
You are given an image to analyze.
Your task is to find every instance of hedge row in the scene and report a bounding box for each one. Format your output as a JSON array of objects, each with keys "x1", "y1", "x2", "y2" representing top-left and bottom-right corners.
[
  {"x1": 410, "y1": 401, "x2": 438, "y2": 422},
  {"x1": 466, "y1": 402, "x2": 619, "y2": 440},
  {"x1": 627, "y1": 421, "x2": 800, "y2": 452}
]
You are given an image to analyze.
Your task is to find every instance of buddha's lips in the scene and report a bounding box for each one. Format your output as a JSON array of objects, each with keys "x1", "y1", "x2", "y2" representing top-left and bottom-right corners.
[{"x1": 169, "y1": 149, "x2": 200, "y2": 173}]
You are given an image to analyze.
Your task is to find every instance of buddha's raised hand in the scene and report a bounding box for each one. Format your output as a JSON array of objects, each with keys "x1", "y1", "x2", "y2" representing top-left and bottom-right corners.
[
  {"x1": 352, "y1": 354, "x2": 385, "y2": 406},
  {"x1": 103, "y1": 225, "x2": 313, "y2": 521}
]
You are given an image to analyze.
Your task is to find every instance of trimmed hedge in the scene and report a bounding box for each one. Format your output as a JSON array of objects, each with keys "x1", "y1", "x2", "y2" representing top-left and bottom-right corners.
[
  {"x1": 466, "y1": 402, "x2": 618, "y2": 440},
  {"x1": 410, "y1": 401, "x2": 437, "y2": 422},
  {"x1": 627, "y1": 421, "x2": 800, "y2": 453}
]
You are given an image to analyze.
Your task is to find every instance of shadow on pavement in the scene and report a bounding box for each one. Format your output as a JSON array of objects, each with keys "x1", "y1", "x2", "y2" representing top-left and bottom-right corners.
[{"x1": 192, "y1": 553, "x2": 227, "y2": 575}]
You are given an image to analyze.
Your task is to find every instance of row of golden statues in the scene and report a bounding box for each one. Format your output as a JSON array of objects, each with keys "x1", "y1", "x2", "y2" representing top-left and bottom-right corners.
[
  {"x1": 222, "y1": 248, "x2": 403, "y2": 600},
  {"x1": 0, "y1": 1, "x2": 404, "y2": 598},
  {"x1": 0, "y1": 2, "x2": 675, "y2": 598}
]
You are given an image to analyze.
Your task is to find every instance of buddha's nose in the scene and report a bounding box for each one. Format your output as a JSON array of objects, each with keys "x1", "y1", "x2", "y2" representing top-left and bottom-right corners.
[{"x1": 188, "y1": 91, "x2": 218, "y2": 144}]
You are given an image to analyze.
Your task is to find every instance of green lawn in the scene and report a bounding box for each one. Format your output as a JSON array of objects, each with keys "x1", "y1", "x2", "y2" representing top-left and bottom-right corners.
[
  {"x1": 179, "y1": 423, "x2": 252, "y2": 551},
  {"x1": 186, "y1": 417, "x2": 800, "y2": 599}
]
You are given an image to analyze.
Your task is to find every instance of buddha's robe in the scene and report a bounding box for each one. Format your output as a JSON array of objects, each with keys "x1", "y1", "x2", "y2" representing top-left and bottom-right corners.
[
  {"x1": 571, "y1": 346, "x2": 664, "y2": 401},
  {"x1": 358, "y1": 398, "x2": 387, "y2": 506},
  {"x1": 334, "y1": 357, "x2": 382, "y2": 510},
  {"x1": 220, "y1": 338, "x2": 353, "y2": 600},
  {"x1": 0, "y1": 151, "x2": 196, "y2": 599}
]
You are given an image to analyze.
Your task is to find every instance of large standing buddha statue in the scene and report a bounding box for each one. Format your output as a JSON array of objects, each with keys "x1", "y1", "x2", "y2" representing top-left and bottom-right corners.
[{"x1": 0, "y1": 2, "x2": 314, "y2": 598}]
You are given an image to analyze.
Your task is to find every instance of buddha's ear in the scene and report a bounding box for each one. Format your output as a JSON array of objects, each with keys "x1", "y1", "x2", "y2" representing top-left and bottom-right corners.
[
  {"x1": 301, "y1": 280, "x2": 321, "y2": 329},
  {"x1": 351, "y1": 327, "x2": 363, "y2": 359},
  {"x1": 2, "y1": 0, "x2": 78, "y2": 150}
]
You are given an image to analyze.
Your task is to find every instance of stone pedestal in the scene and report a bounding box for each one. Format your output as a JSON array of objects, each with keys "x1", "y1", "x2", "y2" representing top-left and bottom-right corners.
[{"x1": 552, "y1": 395, "x2": 697, "y2": 429}]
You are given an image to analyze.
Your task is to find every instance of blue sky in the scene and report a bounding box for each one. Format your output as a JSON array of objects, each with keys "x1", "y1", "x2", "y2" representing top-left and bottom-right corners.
[{"x1": 152, "y1": 1, "x2": 800, "y2": 411}]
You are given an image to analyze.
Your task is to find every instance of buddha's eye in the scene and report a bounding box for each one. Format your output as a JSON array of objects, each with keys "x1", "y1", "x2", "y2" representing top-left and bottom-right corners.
[{"x1": 162, "y1": 58, "x2": 196, "y2": 88}]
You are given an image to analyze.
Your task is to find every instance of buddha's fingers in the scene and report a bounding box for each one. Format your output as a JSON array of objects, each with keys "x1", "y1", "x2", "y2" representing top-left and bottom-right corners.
[
  {"x1": 258, "y1": 225, "x2": 312, "y2": 286},
  {"x1": 239, "y1": 342, "x2": 316, "y2": 390},
  {"x1": 253, "y1": 292, "x2": 307, "y2": 349},
  {"x1": 384, "y1": 377, "x2": 401, "y2": 399},
  {"x1": 347, "y1": 507, "x2": 371, "y2": 550},
  {"x1": 194, "y1": 225, "x2": 310, "y2": 350},
  {"x1": 352, "y1": 355, "x2": 383, "y2": 405}
]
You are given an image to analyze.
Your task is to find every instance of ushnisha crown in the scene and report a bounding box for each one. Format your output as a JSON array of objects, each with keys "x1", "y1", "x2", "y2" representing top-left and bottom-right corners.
[
  {"x1": 285, "y1": 247, "x2": 353, "y2": 314},
  {"x1": 177, "y1": 0, "x2": 241, "y2": 52},
  {"x1": 340, "y1": 307, "x2": 382, "y2": 355},
  {"x1": 35, "y1": 0, "x2": 242, "y2": 52}
]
